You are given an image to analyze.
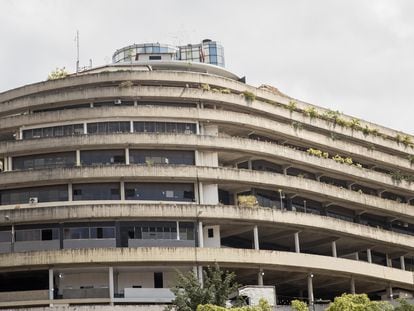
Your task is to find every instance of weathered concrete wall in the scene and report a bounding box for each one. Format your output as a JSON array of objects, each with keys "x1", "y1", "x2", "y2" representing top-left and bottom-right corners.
[
  {"x1": 1, "y1": 166, "x2": 412, "y2": 219},
  {"x1": 1, "y1": 105, "x2": 411, "y2": 172},
  {"x1": 0, "y1": 248, "x2": 412, "y2": 287},
  {"x1": 0, "y1": 70, "x2": 412, "y2": 151},
  {"x1": 1, "y1": 133, "x2": 412, "y2": 192},
  {"x1": 0, "y1": 204, "x2": 412, "y2": 254}
]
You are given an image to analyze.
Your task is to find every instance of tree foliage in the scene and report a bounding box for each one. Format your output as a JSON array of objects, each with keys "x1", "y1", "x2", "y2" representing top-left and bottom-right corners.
[
  {"x1": 169, "y1": 263, "x2": 240, "y2": 311},
  {"x1": 395, "y1": 299, "x2": 414, "y2": 311},
  {"x1": 197, "y1": 299, "x2": 271, "y2": 311},
  {"x1": 325, "y1": 294, "x2": 393, "y2": 311}
]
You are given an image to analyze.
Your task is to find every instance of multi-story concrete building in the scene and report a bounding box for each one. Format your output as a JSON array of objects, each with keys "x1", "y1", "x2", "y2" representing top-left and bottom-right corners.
[{"x1": 0, "y1": 39, "x2": 413, "y2": 309}]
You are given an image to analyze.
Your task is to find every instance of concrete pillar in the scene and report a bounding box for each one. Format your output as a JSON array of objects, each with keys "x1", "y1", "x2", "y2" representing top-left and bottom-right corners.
[
  {"x1": 68, "y1": 183, "x2": 73, "y2": 201},
  {"x1": 198, "y1": 221, "x2": 204, "y2": 247},
  {"x1": 130, "y1": 121, "x2": 134, "y2": 133},
  {"x1": 331, "y1": 241, "x2": 337, "y2": 257},
  {"x1": 354, "y1": 252, "x2": 359, "y2": 261},
  {"x1": 258, "y1": 269, "x2": 264, "y2": 286},
  {"x1": 120, "y1": 181, "x2": 125, "y2": 200},
  {"x1": 176, "y1": 221, "x2": 180, "y2": 240},
  {"x1": 400, "y1": 256, "x2": 406, "y2": 271},
  {"x1": 387, "y1": 284, "x2": 393, "y2": 300},
  {"x1": 307, "y1": 274, "x2": 314, "y2": 307},
  {"x1": 197, "y1": 266, "x2": 203, "y2": 286},
  {"x1": 76, "y1": 150, "x2": 81, "y2": 166},
  {"x1": 367, "y1": 248, "x2": 372, "y2": 263},
  {"x1": 198, "y1": 182, "x2": 204, "y2": 204},
  {"x1": 8, "y1": 157, "x2": 12, "y2": 171},
  {"x1": 253, "y1": 225, "x2": 259, "y2": 250},
  {"x1": 386, "y1": 253, "x2": 392, "y2": 267},
  {"x1": 83, "y1": 123, "x2": 87, "y2": 134},
  {"x1": 294, "y1": 232, "x2": 300, "y2": 253},
  {"x1": 109, "y1": 267, "x2": 114, "y2": 305},
  {"x1": 247, "y1": 160, "x2": 253, "y2": 170},
  {"x1": 90, "y1": 102, "x2": 94, "y2": 108},
  {"x1": 125, "y1": 148, "x2": 130, "y2": 165},
  {"x1": 11, "y1": 225, "x2": 14, "y2": 252},
  {"x1": 134, "y1": 100, "x2": 138, "y2": 107},
  {"x1": 48, "y1": 268, "x2": 54, "y2": 303},
  {"x1": 350, "y1": 277, "x2": 356, "y2": 294}
]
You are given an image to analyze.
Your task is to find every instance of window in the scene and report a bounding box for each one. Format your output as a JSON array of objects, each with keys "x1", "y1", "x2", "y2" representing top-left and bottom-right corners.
[
  {"x1": 0, "y1": 185, "x2": 68, "y2": 205},
  {"x1": 154, "y1": 272, "x2": 163, "y2": 288},
  {"x1": 125, "y1": 183, "x2": 194, "y2": 202},
  {"x1": 13, "y1": 152, "x2": 76, "y2": 170},
  {"x1": 22, "y1": 124, "x2": 84, "y2": 140},
  {"x1": 208, "y1": 228, "x2": 214, "y2": 238},
  {"x1": 149, "y1": 55, "x2": 162, "y2": 60},
  {"x1": 81, "y1": 150, "x2": 125, "y2": 166},
  {"x1": 72, "y1": 183, "x2": 120, "y2": 201}
]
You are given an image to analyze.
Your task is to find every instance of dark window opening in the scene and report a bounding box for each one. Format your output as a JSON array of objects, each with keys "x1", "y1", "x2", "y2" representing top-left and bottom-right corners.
[
  {"x1": 41, "y1": 229, "x2": 53, "y2": 241},
  {"x1": 208, "y1": 228, "x2": 214, "y2": 238},
  {"x1": 154, "y1": 272, "x2": 163, "y2": 288},
  {"x1": 149, "y1": 55, "x2": 162, "y2": 60}
]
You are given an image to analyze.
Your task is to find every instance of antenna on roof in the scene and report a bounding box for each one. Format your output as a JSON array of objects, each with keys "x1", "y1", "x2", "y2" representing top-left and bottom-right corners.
[{"x1": 75, "y1": 30, "x2": 80, "y2": 74}]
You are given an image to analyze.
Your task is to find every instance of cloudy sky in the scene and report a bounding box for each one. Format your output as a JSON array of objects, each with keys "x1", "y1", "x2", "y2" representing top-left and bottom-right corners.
[{"x1": 1, "y1": 0, "x2": 413, "y2": 133}]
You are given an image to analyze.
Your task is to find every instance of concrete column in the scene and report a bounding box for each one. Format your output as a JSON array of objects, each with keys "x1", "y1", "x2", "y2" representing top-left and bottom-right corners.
[
  {"x1": 8, "y1": 157, "x2": 12, "y2": 171},
  {"x1": 387, "y1": 284, "x2": 393, "y2": 300},
  {"x1": 350, "y1": 277, "x2": 356, "y2": 294},
  {"x1": 198, "y1": 221, "x2": 204, "y2": 247},
  {"x1": 354, "y1": 252, "x2": 359, "y2": 261},
  {"x1": 400, "y1": 256, "x2": 406, "y2": 271},
  {"x1": 198, "y1": 182, "x2": 204, "y2": 204},
  {"x1": 294, "y1": 232, "x2": 300, "y2": 253},
  {"x1": 197, "y1": 266, "x2": 203, "y2": 286},
  {"x1": 76, "y1": 150, "x2": 81, "y2": 166},
  {"x1": 331, "y1": 241, "x2": 337, "y2": 257},
  {"x1": 120, "y1": 181, "x2": 125, "y2": 200},
  {"x1": 68, "y1": 183, "x2": 73, "y2": 201},
  {"x1": 19, "y1": 128, "x2": 23, "y2": 140},
  {"x1": 125, "y1": 148, "x2": 130, "y2": 165},
  {"x1": 11, "y1": 225, "x2": 14, "y2": 252},
  {"x1": 386, "y1": 253, "x2": 392, "y2": 267},
  {"x1": 367, "y1": 248, "x2": 372, "y2": 263},
  {"x1": 253, "y1": 225, "x2": 260, "y2": 250},
  {"x1": 258, "y1": 269, "x2": 264, "y2": 286},
  {"x1": 90, "y1": 102, "x2": 94, "y2": 108},
  {"x1": 307, "y1": 274, "x2": 314, "y2": 307},
  {"x1": 196, "y1": 122, "x2": 201, "y2": 134},
  {"x1": 130, "y1": 121, "x2": 134, "y2": 133},
  {"x1": 109, "y1": 267, "x2": 114, "y2": 305},
  {"x1": 83, "y1": 123, "x2": 87, "y2": 134},
  {"x1": 48, "y1": 268, "x2": 54, "y2": 303},
  {"x1": 247, "y1": 160, "x2": 253, "y2": 170},
  {"x1": 134, "y1": 100, "x2": 138, "y2": 107},
  {"x1": 176, "y1": 221, "x2": 180, "y2": 240}
]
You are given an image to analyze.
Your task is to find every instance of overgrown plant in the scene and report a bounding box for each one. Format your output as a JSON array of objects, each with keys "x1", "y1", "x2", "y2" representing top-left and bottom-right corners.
[
  {"x1": 118, "y1": 80, "x2": 134, "y2": 88},
  {"x1": 304, "y1": 107, "x2": 318, "y2": 119},
  {"x1": 290, "y1": 300, "x2": 309, "y2": 311},
  {"x1": 47, "y1": 67, "x2": 68, "y2": 80},
  {"x1": 242, "y1": 91, "x2": 256, "y2": 101}
]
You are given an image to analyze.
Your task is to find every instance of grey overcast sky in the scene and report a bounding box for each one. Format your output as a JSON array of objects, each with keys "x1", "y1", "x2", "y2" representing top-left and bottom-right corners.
[{"x1": 0, "y1": 0, "x2": 413, "y2": 133}]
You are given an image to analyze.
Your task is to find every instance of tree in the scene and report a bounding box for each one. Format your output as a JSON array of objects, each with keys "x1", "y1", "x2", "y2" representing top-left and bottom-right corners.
[
  {"x1": 291, "y1": 299, "x2": 309, "y2": 311},
  {"x1": 197, "y1": 299, "x2": 271, "y2": 311},
  {"x1": 325, "y1": 293, "x2": 393, "y2": 311},
  {"x1": 169, "y1": 263, "x2": 240, "y2": 311},
  {"x1": 395, "y1": 299, "x2": 414, "y2": 311}
]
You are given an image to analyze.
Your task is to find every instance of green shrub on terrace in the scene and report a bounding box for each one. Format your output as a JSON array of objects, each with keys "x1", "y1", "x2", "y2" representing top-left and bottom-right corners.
[
  {"x1": 402, "y1": 135, "x2": 413, "y2": 147},
  {"x1": 408, "y1": 155, "x2": 414, "y2": 165},
  {"x1": 242, "y1": 90, "x2": 256, "y2": 101},
  {"x1": 201, "y1": 83, "x2": 211, "y2": 91},
  {"x1": 306, "y1": 148, "x2": 329, "y2": 159},
  {"x1": 349, "y1": 118, "x2": 361, "y2": 130},
  {"x1": 288, "y1": 101, "x2": 297, "y2": 112},
  {"x1": 291, "y1": 300, "x2": 309, "y2": 311},
  {"x1": 304, "y1": 107, "x2": 319, "y2": 119},
  {"x1": 118, "y1": 80, "x2": 134, "y2": 88},
  {"x1": 47, "y1": 67, "x2": 68, "y2": 80},
  {"x1": 197, "y1": 299, "x2": 271, "y2": 311}
]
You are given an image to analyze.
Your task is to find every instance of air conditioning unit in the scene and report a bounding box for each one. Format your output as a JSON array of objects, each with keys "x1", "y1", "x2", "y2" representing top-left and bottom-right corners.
[
  {"x1": 29, "y1": 197, "x2": 38, "y2": 204},
  {"x1": 115, "y1": 99, "x2": 122, "y2": 105}
]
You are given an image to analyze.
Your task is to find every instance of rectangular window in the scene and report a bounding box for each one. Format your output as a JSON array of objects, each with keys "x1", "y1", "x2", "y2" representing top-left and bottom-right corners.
[
  {"x1": 125, "y1": 183, "x2": 194, "y2": 202},
  {"x1": 0, "y1": 185, "x2": 68, "y2": 205},
  {"x1": 208, "y1": 228, "x2": 214, "y2": 238},
  {"x1": 149, "y1": 55, "x2": 162, "y2": 60},
  {"x1": 154, "y1": 272, "x2": 163, "y2": 288},
  {"x1": 72, "y1": 183, "x2": 120, "y2": 201},
  {"x1": 13, "y1": 152, "x2": 76, "y2": 170}
]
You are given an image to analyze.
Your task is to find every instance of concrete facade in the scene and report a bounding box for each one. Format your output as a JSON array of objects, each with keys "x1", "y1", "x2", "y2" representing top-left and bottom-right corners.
[{"x1": 0, "y1": 51, "x2": 413, "y2": 309}]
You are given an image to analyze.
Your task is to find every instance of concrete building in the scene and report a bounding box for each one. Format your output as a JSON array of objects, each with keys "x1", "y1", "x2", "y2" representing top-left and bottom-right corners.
[{"x1": 0, "y1": 39, "x2": 413, "y2": 309}]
